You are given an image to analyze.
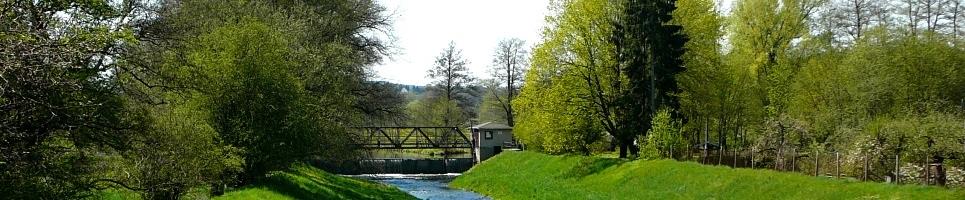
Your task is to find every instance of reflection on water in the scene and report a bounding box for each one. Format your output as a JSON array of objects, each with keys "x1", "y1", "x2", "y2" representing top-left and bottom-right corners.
[{"x1": 347, "y1": 174, "x2": 489, "y2": 200}]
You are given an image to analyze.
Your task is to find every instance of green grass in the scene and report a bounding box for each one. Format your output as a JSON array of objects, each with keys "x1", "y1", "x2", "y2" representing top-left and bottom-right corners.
[
  {"x1": 90, "y1": 163, "x2": 415, "y2": 200},
  {"x1": 451, "y1": 151, "x2": 965, "y2": 200},
  {"x1": 214, "y1": 163, "x2": 416, "y2": 200},
  {"x1": 84, "y1": 188, "x2": 141, "y2": 200}
]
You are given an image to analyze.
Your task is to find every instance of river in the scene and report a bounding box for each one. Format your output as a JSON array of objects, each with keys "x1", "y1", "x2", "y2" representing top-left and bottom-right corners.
[{"x1": 346, "y1": 174, "x2": 490, "y2": 200}]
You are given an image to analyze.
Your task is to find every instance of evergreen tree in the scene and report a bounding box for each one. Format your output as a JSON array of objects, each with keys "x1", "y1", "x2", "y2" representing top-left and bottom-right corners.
[{"x1": 612, "y1": 0, "x2": 688, "y2": 157}]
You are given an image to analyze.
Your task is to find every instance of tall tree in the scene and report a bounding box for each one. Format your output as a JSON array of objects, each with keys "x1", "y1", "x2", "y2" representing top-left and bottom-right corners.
[
  {"x1": 489, "y1": 38, "x2": 529, "y2": 127},
  {"x1": 729, "y1": 0, "x2": 820, "y2": 167},
  {"x1": 514, "y1": 0, "x2": 621, "y2": 155},
  {"x1": 730, "y1": 0, "x2": 819, "y2": 117},
  {"x1": 428, "y1": 42, "x2": 472, "y2": 126},
  {"x1": 673, "y1": 0, "x2": 751, "y2": 162},
  {"x1": 123, "y1": 0, "x2": 394, "y2": 192},
  {"x1": 825, "y1": 0, "x2": 888, "y2": 42},
  {"x1": 613, "y1": 0, "x2": 689, "y2": 158},
  {"x1": 0, "y1": 1, "x2": 141, "y2": 198}
]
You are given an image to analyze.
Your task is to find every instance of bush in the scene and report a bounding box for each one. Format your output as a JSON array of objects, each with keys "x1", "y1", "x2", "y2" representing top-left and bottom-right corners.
[
  {"x1": 128, "y1": 101, "x2": 243, "y2": 199},
  {"x1": 641, "y1": 108, "x2": 688, "y2": 159}
]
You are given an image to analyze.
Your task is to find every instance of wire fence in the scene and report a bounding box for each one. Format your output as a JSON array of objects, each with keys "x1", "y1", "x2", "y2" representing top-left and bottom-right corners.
[{"x1": 678, "y1": 148, "x2": 965, "y2": 187}]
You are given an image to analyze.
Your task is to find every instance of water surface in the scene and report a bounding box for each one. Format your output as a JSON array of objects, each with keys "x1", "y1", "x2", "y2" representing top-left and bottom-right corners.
[{"x1": 348, "y1": 174, "x2": 489, "y2": 200}]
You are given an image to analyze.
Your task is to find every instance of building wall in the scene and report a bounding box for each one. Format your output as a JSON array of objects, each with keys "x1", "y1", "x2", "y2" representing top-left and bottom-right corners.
[
  {"x1": 475, "y1": 128, "x2": 513, "y2": 162},
  {"x1": 478, "y1": 129, "x2": 513, "y2": 147}
]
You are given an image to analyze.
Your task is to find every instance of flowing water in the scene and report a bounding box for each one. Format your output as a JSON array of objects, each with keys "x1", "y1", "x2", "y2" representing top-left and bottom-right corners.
[{"x1": 347, "y1": 174, "x2": 490, "y2": 200}]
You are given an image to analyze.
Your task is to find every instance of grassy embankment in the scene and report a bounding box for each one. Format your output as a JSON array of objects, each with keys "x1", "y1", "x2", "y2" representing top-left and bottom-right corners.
[
  {"x1": 91, "y1": 163, "x2": 415, "y2": 200},
  {"x1": 214, "y1": 163, "x2": 415, "y2": 200},
  {"x1": 451, "y1": 151, "x2": 965, "y2": 199}
]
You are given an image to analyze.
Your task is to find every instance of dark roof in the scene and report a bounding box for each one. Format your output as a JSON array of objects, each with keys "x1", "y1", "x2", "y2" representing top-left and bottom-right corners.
[{"x1": 471, "y1": 122, "x2": 512, "y2": 130}]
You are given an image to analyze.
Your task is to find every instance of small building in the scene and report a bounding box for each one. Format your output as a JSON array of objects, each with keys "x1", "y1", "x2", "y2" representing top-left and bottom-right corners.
[{"x1": 470, "y1": 122, "x2": 517, "y2": 163}]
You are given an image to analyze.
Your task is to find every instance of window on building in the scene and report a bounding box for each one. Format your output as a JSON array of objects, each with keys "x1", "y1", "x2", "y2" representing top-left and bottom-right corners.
[{"x1": 485, "y1": 131, "x2": 493, "y2": 140}]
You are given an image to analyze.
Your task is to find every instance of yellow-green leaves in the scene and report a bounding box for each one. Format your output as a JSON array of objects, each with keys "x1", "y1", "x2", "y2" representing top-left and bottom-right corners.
[{"x1": 513, "y1": 0, "x2": 620, "y2": 155}]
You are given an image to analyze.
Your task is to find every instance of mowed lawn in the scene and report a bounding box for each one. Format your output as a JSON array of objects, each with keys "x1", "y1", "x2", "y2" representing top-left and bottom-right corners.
[{"x1": 451, "y1": 151, "x2": 965, "y2": 200}]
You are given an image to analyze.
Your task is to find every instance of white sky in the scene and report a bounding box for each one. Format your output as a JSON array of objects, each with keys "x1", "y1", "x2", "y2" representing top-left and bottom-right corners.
[
  {"x1": 372, "y1": 0, "x2": 551, "y2": 85},
  {"x1": 373, "y1": 0, "x2": 734, "y2": 86}
]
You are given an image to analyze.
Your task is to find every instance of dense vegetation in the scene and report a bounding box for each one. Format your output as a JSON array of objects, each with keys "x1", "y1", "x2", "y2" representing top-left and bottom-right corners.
[
  {"x1": 452, "y1": 151, "x2": 965, "y2": 199},
  {"x1": 512, "y1": 0, "x2": 965, "y2": 185},
  {"x1": 1, "y1": 0, "x2": 404, "y2": 199}
]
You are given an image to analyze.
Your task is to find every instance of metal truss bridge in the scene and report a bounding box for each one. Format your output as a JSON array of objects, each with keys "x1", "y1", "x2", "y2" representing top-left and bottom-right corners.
[{"x1": 350, "y1": 127, "x2": 472, "y2": 149}]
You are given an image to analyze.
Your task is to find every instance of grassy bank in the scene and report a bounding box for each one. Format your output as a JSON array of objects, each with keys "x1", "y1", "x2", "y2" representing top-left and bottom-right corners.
[
  {"x1": 214, "y1": 163, "x2": 415, "y2": 200},
  {"x1": 90, "y1": 164, "x2": 414, "y2": 200},
  {"x1": 451, "y1": 151, "x2": 965, "y2": 199}
]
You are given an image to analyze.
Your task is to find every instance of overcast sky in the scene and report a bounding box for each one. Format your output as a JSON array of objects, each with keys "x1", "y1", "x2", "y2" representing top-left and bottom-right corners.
[
  {"x1": 373, "y1": 0, "x2": 733, "y2": 86},
  {"x1": 372, "y1": 0, "x2": 549, "y2": 85}
]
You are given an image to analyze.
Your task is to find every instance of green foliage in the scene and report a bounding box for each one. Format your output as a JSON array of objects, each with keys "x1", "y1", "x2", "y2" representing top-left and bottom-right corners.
[
  {"x1": 729, "y1": 0, "x2": 816, "y2": 117},
  {"x1": 642, "y1": 109, "x2": 688, "y2": 159},
  {"x1": 127, "y1": 99, "x2": 243, "y2": 199},
  {"x1": 487, "y1": 38, "x2": 529, "y2": 126},
  {"x1": 81, "y1": 0, "x2": 390, "y2": 198},
  {"x1": 452, "y1": 151, "x2": 965, "y2": 199},
  {"x1": 425, "y1": 42, "x2": 474, "y2": 127},
  {"x1": 478, "y1": 80, "x2": 511, "y2": 125},
  {"x1": 517, "y1": 0, "x2": 689, "y2": 158},
  {"x1": 406, "y1": 95, "x2": 463, "y2": 126},
  {"x1": 514, "y1": 47, "x2": 609, "y2": 155},
  {"x1": 513, "y1": 0, "x2": 621, "y2": 155},
  {"x1": 513, "y1": 76, "x2": 607, "y2": 155},
  {"x1": 675, "y1": 0, "x2": 727, "y2": 118},
  {"x1": 179, "y1": 20, "x2": 357, "y2": 183},
  {"x1": 855, "y1": 111, "x2": 965, "y2": 180},
  {"x1": 1, "y1": 0, "x2": 138, "y2": 198},
  {"x1": 613, "y1": 0, "x2": 688, "y2": 154}
]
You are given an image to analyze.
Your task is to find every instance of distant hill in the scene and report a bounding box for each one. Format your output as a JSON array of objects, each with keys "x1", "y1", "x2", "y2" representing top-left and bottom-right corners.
[
  {"x1": 397, "y1": 84, "x2": 426, "y2": 95},
  {"x1": 370, "y1": 81, "x2": 427, "y2": 96}
]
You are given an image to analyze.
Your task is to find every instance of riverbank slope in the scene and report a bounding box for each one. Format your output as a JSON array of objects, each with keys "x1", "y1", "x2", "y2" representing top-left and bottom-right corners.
[
  {"x1": 214, "y1": 163, "x2": 416, "y2": 200},
  {"x1": 90, "y1": 163, "x2": 415, "y2": 200},
  {"x1": 451, "y1": 151, "x2": 965, "y2": 199}
]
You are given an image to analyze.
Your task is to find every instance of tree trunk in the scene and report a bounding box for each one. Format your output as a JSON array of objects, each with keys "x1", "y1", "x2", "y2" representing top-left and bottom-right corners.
[
  {"x1": 619, "y1": 142, "x2": 629, "y2": 158},
  {"x1": 702, "y1": 121, "x2": 709, "y2": 164}
]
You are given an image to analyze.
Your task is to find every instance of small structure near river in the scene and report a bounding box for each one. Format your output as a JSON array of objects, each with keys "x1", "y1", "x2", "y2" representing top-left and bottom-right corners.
[{"x1": 470, "y1": 122, "x2": 518, "y2": 163}]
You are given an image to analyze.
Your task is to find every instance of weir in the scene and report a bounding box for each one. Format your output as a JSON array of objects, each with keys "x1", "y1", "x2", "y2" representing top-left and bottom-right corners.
[{"x1": 333, "y1": 158, "x2": 475, "y2": 174}]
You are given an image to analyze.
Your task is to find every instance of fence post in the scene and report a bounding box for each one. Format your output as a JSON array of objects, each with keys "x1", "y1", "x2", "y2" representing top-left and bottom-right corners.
[
  {"x1": 862, "y1": 153, "x2": 869, "y2": 181},
  {"x1": 670, "y1": 145, "x2": 674, "y2": 160},
  {"x1": 895, "y1": 153, "x2": 901, "y2": 184},
  {"x1": 815, "y1": 150, "x2": 820, "y2": 177},
  {"x1": 923, "y1": 158, "x2": 929, "y2": 185},
  {"x1": 835, "y1": 152, "x2": 840, "y2": 179},
  {"x1": 751, "y1": 148, "x2": 755, "y2": 169},
  {"x1": 733, "y1": 147, "x2": 738, "y2": 167},
  {"x1": 791, "y1": 148, "x2": 797, "y2": 172},
  {"x1": 788, "y1": 148, "x2": 794, "y2": 172}
]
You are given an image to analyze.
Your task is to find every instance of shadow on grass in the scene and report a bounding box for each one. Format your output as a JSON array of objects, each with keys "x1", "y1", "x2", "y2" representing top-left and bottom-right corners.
[
  {"x1": 252, "y1": 164, "x2": 415, "y2": 200},
  {"x1": 560, "y1": 157, "x2": 624, "y2": 179}
]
